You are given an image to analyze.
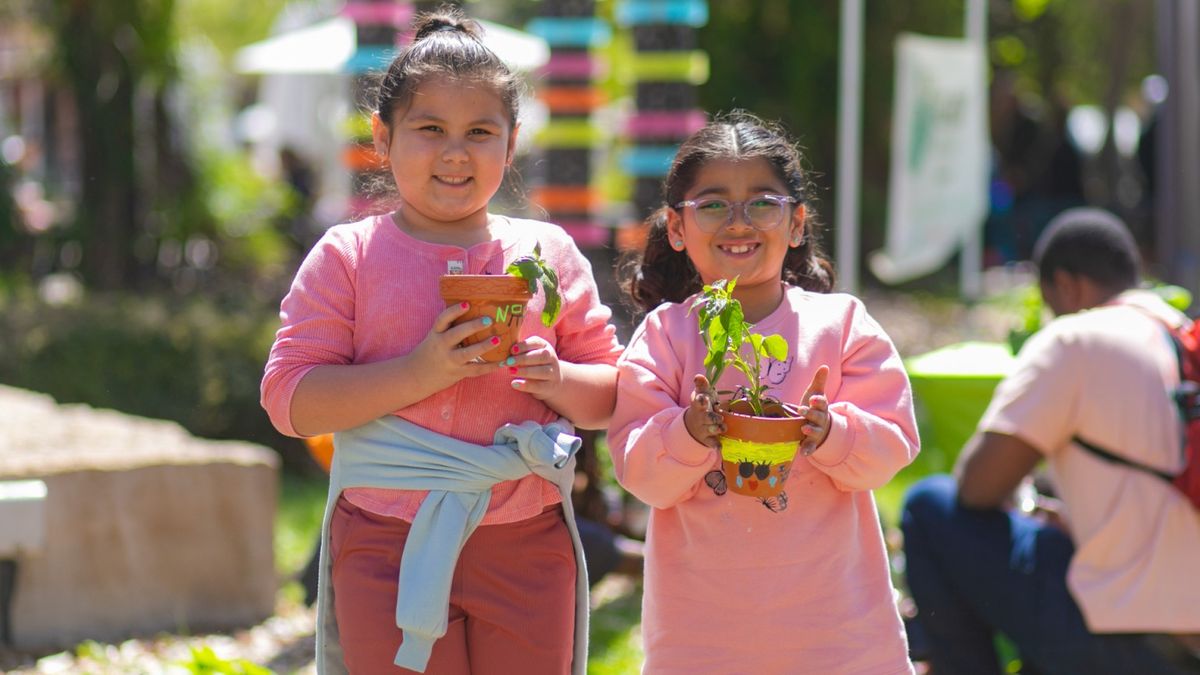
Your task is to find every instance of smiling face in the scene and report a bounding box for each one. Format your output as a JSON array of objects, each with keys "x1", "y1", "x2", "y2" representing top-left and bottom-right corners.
[
  {"x1": 372, "y1": 77, "x2": 517, "y2": 241},
  {"x1": 666, "y1": 157, "x2": 806, "y2": 321}
]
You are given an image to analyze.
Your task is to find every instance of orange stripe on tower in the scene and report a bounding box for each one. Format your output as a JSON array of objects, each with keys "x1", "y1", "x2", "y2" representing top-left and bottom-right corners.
[
  {"x1": 538, "y1": 87, "x2": 607, "y2": 114},
  {"x1": 532, "y1": 186, "x2": 602, "y2": 212}
]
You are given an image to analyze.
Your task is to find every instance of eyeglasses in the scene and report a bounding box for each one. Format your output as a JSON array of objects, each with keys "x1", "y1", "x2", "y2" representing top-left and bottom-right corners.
[{"x1": 674, "y1": 194, "x2": 799, "y2": 233}]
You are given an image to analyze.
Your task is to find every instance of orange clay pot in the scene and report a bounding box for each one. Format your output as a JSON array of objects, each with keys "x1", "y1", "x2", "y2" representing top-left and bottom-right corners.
[
  {"x1": 717, "y1": 399, "x2": 806, "y2": 498},
  {"x1": 439, "y1": 274, "x2": 533, "y2": 363}
]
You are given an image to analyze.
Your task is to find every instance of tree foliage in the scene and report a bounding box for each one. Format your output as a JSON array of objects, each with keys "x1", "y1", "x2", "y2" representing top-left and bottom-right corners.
[{"x1": 699, "y1": 0, "x2": 1156, "y2": 269}]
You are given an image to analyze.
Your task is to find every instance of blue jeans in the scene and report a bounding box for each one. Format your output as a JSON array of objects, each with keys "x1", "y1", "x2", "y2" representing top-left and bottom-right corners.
[{"x1": 901, "y1": 475, "x2": 1198, "y2": 675}]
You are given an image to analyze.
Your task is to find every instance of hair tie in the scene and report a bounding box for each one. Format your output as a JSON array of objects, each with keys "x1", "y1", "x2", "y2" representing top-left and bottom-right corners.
[{"x1": 434, "y1": 23, "x2": 459, "y2": 33}]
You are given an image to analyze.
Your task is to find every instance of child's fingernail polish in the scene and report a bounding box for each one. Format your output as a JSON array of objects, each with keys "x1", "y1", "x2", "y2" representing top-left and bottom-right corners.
[
  {"x1": 511, "y1": 380, "x2": 521, "y2": 388},
  {"x1": 491, "y1": 336, "x2": 501, "y2": 345},
  {"x1": 505, "y1": 356, "x2": 515, "y2": 366},
  {"x1": 509, "y1": 367, "x2": 518, "y2": 375},
  {"x1": 482, "y1": 317, "x2": 493, "y2": 327},
  {"x1": 511, "y1": 344, "x2": 520, "y2": 354},
  {"x1": 460, "y1": 302, "x2": 469, "y2": 309}
]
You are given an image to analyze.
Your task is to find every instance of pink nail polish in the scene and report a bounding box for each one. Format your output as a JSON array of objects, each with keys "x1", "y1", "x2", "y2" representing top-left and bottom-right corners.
[
  {"x1": 490, "y1": 336, "x2": 501, "y2": 345},
  {"x1": 460, "y1": 302, "x2": 469, "y2": 309},
  {"x1": 508, "y1": 367, "x2": 518, "y2": 375},
  {"x1": 511, "y1": 344, "x2": 520, "y2": 354}
]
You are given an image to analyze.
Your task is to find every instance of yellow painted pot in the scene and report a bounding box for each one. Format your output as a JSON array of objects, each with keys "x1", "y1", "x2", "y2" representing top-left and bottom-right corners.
[{"x1": 718, "y1": 400, "x2": 806, "y2": 498}]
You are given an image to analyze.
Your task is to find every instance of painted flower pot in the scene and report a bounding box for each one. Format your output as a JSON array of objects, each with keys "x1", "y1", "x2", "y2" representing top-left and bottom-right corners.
[
  {"x1": 439, "y1": 275, "x2": 533, "y2": 363},
  {"x1": 718, "y1": 400, "x2": 806, "y2": 498}
]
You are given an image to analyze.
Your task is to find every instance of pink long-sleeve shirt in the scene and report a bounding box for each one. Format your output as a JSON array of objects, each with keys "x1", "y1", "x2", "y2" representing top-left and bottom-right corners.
[
  {"x1": 261, "y1": 214, "x2": 622, "y2": 525},
  {"x1": 609, "y1": 286, "x2": 919, "y2": 674}
]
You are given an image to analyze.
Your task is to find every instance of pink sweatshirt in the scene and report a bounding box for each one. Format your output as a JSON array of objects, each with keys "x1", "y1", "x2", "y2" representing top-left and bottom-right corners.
[
  {"x1": 261, "y1": 214, "x2": 622, "y2": 525},
  {"x1": 609, "y1": 286, "x2": 919, "y2": 674}
]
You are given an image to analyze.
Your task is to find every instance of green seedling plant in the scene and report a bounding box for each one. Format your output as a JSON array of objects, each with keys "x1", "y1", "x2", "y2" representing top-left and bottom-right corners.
[
  {"x1": 506, "y1": 242, "x2": 562, "y2": 327},
  {"x1": 691, "y1": 277, "x2": 790, "y2": 416}
]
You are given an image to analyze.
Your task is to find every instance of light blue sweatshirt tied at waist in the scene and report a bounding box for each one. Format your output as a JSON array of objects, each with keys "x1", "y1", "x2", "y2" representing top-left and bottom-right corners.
[{"x1": 314, "y1": 416, "x2": 589, "y2": 674}]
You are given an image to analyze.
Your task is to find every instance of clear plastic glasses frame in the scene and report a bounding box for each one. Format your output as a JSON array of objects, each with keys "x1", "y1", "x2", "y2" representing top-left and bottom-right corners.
[{"x1": 673, "y1": 194, "x2": 799, "y2": 233}]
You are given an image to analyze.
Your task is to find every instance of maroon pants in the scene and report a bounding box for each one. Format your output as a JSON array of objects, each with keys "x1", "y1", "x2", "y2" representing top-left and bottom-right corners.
[{"x1": 329, "y1": 496, "x2": 577, "y2": 674}]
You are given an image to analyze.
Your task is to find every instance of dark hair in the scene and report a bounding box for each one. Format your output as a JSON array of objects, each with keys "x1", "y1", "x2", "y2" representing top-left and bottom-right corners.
[
  {"x1": 375, "y1": 5, "x2": 522, "y2": 131},
  {"x1": 619, "y1": 111, "x2": 835, "y2": 313},
  {"x1": 1033, "y1": 207, "x2": 1140, "y2": 292}
]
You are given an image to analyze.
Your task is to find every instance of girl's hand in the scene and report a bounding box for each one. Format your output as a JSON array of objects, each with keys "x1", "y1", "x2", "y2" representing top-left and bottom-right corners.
[
  {"x1": 407, "y1": 302, "x2": 503, "y2": 391},
  {"x1": 506, "y1": 336, "x2": 562, "y2": 400},
  {"x1": 798, "y1": 365, "x2": 831, "y2": 456},
  {"x1": 684, "y1": 374, "x2": 725, "y2": 449}
]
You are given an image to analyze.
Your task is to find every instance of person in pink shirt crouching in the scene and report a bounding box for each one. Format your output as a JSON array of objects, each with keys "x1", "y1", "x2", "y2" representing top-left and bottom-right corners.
[{"x1": 902, "y1": 208, "x2": 1200, "y2": 674}]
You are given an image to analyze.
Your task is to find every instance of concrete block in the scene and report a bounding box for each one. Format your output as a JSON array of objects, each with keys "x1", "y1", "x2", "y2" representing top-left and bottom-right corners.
[{"x1": 0, "y1": 386, "x2": 280, "y2": 649}]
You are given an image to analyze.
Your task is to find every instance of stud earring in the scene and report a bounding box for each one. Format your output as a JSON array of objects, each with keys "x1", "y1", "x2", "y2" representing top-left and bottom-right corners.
[{"x1": 673, "y1": 240, "x2": 685, "y2": 250}]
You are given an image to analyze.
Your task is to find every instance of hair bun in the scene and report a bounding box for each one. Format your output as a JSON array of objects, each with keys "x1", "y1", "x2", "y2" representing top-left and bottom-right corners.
[{"x1": 411, "y1": 9, "x2": 482, "y2": 42}]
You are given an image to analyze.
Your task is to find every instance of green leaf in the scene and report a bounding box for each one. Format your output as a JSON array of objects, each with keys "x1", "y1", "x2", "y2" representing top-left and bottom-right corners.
[
  {"x1": 541, "y1": 291, "x2": 561, "y2": 327},
  {"x1": 726, "y1": 303, "x2": 745, "y2": 350},
  {"x1": 506, "y1": 243, "x2": 562, "y2": 326},
  {"x1": 507, "y1": 259, "x2": 541, "y2": 295},
  {"x1": 762, "y1": 334, "x2": 788, "y2": 362}
]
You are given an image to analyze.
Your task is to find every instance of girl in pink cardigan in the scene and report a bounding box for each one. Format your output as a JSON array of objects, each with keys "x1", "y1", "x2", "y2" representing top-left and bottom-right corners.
[
  {"x1": 609, "y1": 112, "x2": 920, "y2": 674},
  {"x1": 261, "y1": 8, "x2": 621, "y2": 673}
]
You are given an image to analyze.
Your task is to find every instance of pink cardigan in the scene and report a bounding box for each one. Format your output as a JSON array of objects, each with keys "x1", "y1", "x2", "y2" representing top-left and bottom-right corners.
[
  {"x1": 261, "y1": 214, "x2": 622, "y2": 525},
  {"x1": 609, "y1": 286, "x2": 919, "y2": 674}
]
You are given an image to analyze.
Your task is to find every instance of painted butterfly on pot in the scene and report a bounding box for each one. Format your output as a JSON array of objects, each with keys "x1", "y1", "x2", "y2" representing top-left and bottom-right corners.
[
  {"x1": 761, "y1": 492, "x2": 789, "y2": 513},
  {"x1": 704, "y1": 470, "x2": 727, "y2": 496}
]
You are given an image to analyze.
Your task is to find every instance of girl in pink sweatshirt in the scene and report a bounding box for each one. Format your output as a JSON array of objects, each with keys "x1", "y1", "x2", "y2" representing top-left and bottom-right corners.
[
  {"x1": 609, "y1": 112, "x2": 920, "y2": 674},
  {"x1": 261, "y1": 8, "x2": 621, "y2": 673}
]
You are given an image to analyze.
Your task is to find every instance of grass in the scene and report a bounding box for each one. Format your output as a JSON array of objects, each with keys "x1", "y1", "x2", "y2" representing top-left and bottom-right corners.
[
  {"x1": 587, "y1": 579, "x2": 645, "y2": 675},
  {"x1": 275, "y1": 472, "x2": 328, "y2": 606}
]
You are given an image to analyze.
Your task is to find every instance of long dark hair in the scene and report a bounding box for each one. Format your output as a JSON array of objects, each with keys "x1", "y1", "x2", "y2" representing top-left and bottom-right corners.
[
  {"x1": 375, "y1": 6, "x2": 522, "y2": 131},
  {"x1": 619, "y1": 111, "x2": 835, "y2": 314}
]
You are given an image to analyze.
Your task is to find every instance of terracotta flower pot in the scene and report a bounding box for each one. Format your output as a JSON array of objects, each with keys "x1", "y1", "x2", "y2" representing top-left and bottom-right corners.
[
  {"x1": 439, "y1": 275, "x2": 533, "y2": 362},
  {"x1": 717, "y1": 399, "x2": 806, "y2": 498}
]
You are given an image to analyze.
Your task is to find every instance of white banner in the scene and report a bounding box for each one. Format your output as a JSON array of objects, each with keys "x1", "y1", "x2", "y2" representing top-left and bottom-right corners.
[{"x1": 870, "y1": 33, "x2": 989, "y2": 284}]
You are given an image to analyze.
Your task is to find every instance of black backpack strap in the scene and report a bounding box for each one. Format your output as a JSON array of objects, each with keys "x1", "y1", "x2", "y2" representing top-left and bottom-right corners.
[{"x1": 1072, "y1": 435, "x2": 1176, "y2": 482}]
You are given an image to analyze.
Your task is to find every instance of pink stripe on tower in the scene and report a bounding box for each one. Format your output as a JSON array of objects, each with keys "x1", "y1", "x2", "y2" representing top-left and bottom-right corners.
[
  {"x1": 537, "y1": 52, "x2": 606, "y2": 79},
  {"x1": 625, "y1": 110, "x2": 708, "y2": 138},
  {"x1": 340, "y1": 2, "x2": 414, "y2": 26}
]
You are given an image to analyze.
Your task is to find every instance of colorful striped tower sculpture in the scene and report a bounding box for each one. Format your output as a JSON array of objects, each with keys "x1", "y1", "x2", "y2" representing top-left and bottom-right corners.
[
  {"x1": 614, "y1": 0, "x2": 708, "y2": 251},
  {"x1": 340, "y1": 1, "x2": 415, "y2": 219},
  {"x1": 527, "y1": 2, "x2": 613, "y2": 251}
]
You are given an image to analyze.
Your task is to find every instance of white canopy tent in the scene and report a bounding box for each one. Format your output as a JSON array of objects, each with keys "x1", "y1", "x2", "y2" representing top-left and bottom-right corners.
[{"x1": 234, "y1": 15, "x2": 549, "y2": 75}]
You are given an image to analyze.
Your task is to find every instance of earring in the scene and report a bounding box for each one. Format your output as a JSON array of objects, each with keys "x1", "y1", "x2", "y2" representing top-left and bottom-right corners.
[{"x1": 673, "y1": 240, "x2": 685, "y2": 250}]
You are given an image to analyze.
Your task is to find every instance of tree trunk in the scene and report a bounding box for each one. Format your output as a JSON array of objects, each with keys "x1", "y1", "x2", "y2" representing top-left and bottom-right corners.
[{"x1": 61, "y1": 2, "x2": 139, "y2": 290}]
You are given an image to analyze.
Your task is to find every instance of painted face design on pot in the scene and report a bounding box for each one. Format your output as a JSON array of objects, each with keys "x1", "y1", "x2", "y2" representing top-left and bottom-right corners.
[
  {"x1": 719, "y1": 458, "x2": 792, "y2": 497},
  {"x1": 706, "y1": 465, "x2": 790, "y2": 512}
]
